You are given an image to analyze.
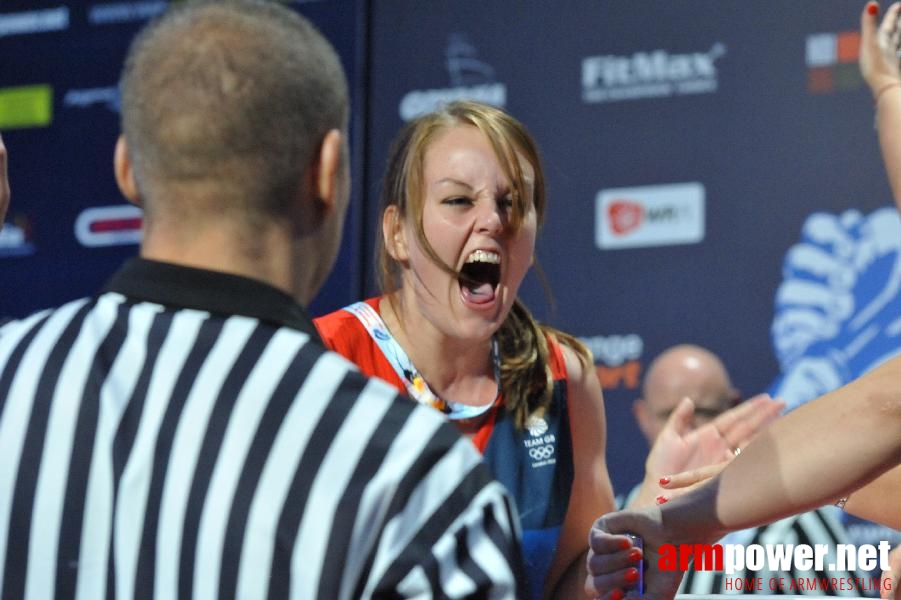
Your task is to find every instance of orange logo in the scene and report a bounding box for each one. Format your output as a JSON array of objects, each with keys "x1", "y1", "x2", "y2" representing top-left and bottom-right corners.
[{"x1": 595, "y1": 361, "x2": 642, "y2": 391}]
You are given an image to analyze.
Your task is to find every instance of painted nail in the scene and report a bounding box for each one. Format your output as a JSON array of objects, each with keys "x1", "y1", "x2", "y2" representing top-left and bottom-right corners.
[
  {"x1": 659, "y1": 476, "x2": 671, "y2": 486},
  {"x1": 869, "y1": 3, "x2": 879, "y2": 15},
  {"x1": 628, "y1": 548, "x2": 643, "y2": 562},
  {"x1": 618, "y1": 538, "x2": 632, "y2": 550},
  {"x1": 625, "y1": 568, "x2": 640, "y2": 584},
  {"x1": 610, "y1": 589, "x2": 624, "y2": 600},
  {"x1": 656, "y1": 495, "x2": 669, "y2": 504}
]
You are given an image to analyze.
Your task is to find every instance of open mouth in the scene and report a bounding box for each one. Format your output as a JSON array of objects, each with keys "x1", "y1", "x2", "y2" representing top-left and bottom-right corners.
[{"x1": 459, "y1": 249, "x2": 500, "y2": 305}]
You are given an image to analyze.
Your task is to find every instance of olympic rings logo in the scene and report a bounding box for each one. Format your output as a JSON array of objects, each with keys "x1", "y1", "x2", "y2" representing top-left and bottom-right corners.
[{"x1": 528, "y1": 444, "x2": 555, "y2": 461}]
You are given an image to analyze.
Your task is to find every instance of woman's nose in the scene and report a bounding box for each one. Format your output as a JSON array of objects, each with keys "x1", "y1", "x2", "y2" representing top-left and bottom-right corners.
[{"x1": 475, "y1": 201, "x2": 505, "y2": 234}]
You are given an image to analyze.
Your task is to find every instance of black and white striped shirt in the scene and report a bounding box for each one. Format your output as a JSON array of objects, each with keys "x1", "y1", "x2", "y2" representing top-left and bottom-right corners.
[{"x1": 0, "y1": 258, "x2": 523, "y2": 599}]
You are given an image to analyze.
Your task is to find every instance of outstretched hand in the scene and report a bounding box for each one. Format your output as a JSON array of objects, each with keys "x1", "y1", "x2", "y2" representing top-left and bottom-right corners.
[
  {"x1": 861, "y1": 1, "x2": 901, "y2": 95},
  {"x1": 632, "y1": 394, "x2": 784, "y2": 507}
]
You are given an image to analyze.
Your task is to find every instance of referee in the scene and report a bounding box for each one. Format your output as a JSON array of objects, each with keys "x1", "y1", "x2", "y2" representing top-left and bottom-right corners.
[{"x1": 0, "y1": 2, "x2": 522, "y2": 598}]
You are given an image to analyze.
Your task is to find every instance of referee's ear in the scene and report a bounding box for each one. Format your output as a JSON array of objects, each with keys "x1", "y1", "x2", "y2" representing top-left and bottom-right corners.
[{"x1": 114, "y1": 135, "x2": 141, "y2": 207}]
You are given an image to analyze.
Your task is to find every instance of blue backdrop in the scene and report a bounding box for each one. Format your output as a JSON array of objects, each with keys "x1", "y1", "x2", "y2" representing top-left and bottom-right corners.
[{"x1": 2, "y1": 0, "x2": 899, "y2": 548}]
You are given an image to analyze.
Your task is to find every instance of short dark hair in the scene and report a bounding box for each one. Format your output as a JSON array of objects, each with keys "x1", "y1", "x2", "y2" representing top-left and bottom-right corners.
[{"x1": 119, "y1": 0, "x2": 349, "y2": 218}]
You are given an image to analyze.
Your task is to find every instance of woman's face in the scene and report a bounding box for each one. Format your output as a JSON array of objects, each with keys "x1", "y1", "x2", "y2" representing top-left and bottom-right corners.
[{"x1": 389, "y1": 124, "x2": 537, "y2": 342}]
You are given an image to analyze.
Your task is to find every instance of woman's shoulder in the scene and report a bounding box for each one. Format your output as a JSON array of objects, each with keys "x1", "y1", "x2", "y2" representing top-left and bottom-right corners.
[
  {"x1": 313, "y1": 297, "x2": 382, "y2": 350},
  {"x1": 541, "y1": 328, "x2": 591, "y2": 382}
]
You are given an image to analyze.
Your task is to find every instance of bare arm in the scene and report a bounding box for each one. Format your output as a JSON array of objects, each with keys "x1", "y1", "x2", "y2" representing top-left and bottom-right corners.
[
  {"x1": 545, "y1": 344, "x2": 615, "y2": 600},
  {"x1": 844, "y1": 463, "x2": 901, "y2": 529},
  {"x1": 587, "y1": 352, "x2": 901, "y2": 598}
]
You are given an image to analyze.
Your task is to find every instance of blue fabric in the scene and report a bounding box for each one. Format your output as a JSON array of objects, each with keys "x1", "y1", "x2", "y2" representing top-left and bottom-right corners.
[
  {"x1": 521, "y1": 526, "x2": 562, "y2": 600},
  {"x1": 483, "y1": 379, "x2": 573, "y2": 599}
]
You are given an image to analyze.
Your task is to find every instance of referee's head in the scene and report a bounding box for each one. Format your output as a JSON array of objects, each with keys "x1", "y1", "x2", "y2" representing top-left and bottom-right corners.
[{"x1": 114, "y1": 0, "x2": 352, "y2": 306}]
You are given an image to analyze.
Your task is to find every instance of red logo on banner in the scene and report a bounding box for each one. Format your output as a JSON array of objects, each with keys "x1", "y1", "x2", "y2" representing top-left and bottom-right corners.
[{"x1": 608, "y1": 200, "x2": 644, "y2": 235}]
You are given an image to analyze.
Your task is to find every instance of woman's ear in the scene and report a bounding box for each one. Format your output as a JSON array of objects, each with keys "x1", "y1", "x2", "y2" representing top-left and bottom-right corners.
[
  {"x1": 114, "y1": 135, "x2": 142, "y2": 206},
  {"x1": 382, "y1": 205, "x2": 408, "y2": 261}
]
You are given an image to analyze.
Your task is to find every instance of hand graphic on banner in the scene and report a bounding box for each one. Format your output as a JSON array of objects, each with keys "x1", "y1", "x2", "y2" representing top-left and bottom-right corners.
[{"x1": 771, "y1": 207, "x2": 901, "y2": 409}]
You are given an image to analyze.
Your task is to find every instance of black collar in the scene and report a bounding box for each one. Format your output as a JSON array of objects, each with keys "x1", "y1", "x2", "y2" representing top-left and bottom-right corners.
[{"x1": 102, "y1": 258, "x2": 320, "y2": 338}]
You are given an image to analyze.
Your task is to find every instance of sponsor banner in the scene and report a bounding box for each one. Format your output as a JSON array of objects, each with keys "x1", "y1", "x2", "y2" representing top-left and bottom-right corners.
[
  {"x1": 88, "y1": 2, "x2": 168, "y2": 25},
  {"x1": 0, "y1": 216, "x2": 35, "y2": 258},
  {"x1": 582, "y1": 43, "x2": 725, "y2": 104},
  {"x1": 0, "y1": 85, "x2": 53, "y2": 130},
  {"x1": 595, "y1": 182, "x2": 705, "y2": 250},
  {"x1": 399, "y1": 33, "x2": 506, "y2": 121},
  {"x1": 63, "y1": 87, "x2": 120, "y2": 113},
  {"x1": 806, "y1": 30, "x2": 863, "y2": 94},
  {"x1": 0, "y1": 7, "x2": 69, "y2": 38},
  {"x1": 580, "y1": 334, "x2": 644, "y2": 392},
  {"x1": 400, "y1": 83, "x2": 506, "y2": 122},
  {"x1": 75, "y1": 205, "x2": 143, "y2": 248}
]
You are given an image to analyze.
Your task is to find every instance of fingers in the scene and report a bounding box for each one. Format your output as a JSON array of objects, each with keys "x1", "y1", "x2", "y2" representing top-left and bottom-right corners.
[
  {"x1": 709, "y1": 394, "x2": 784, "y2": 449},
  {"x1": 586, "y1": 548, "x2": 643, "y2": 586},
  {"x1": 586, "y1": 532, "x2": 643, "y2": 598},
  {"x1": 588, "y1": 526, "x2": 637, "y2": 553},
  {"x1": 863, "y1": 2, "x2": 879, "y2": 37},
  {"x1": 884, "y1": 3, "x2": 901, "y2": 67},
  {"x1": 660, "y1": 397, "x2": 695, "y2": 437},
  {"x1": 879, "y1": 544, "x2": 901, "y2": 599},
  {"x1": 659, "y1": 461, "x2": 729, "y2": 492}
]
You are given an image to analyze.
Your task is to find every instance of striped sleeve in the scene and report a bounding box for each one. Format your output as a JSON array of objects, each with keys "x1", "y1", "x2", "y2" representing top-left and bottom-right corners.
[{"x1": 353, "y1": 412, "x2": 523, "y2": 599}]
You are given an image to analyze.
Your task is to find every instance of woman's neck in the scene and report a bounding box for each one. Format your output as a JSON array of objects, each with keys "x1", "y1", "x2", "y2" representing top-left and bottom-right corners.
[{"x1": 379, "y1": 294, "x2": 497, "y2": 408}]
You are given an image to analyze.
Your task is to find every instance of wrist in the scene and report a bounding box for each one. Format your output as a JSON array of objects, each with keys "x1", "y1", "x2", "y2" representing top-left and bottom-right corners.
[
  {"x1": 659, "y1": 485, "x2": 726, "y2": 546},
  {"x1": 873, "y1": 80, "x2": 901, "y2": 105},
  {"x1": 629, "y1": 472, "x2": 663, "y2": 509}
]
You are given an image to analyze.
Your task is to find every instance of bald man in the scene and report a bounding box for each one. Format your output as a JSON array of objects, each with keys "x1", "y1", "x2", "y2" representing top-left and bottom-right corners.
[{"x1": 633, "y1": 344, "x2": 740, "y2": 443}]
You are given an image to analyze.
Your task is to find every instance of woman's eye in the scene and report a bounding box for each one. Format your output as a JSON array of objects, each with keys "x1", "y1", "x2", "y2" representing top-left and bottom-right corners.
[
  {"x1": 443, "y1": 196, "x2": 472, "y2": 206},
  {"x1": 498, "y1": 196, "x2": 514, "y2": 210}
]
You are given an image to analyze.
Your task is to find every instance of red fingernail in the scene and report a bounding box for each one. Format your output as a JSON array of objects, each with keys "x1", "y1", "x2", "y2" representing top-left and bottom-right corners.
[
  {"x1": 656, "y1": 495, "x2": 669, "y2": 504},
  {"x1": 618, "y1": 538, "x2": 632, "y2": 550},
  {"x1": 625, "y1": 568, "x2": 640, "y2": 584},
  {"x1": 869, "y1": 3, "x2": 879, "y2": 15},
  {"x1": 628, "y1": 548, "x2": 643, "y2": 562},
  {"x1": 659, "y1": 476, "x2": 671, "y2": 486},
  {"x1": 610, "y1": 589, "x2": 624, "y2": 600}
]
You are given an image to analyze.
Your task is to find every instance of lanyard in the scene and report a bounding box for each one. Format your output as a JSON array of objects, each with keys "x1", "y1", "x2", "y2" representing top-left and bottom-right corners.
[{"x1": 343, "y1": 301, "x2": 500, "y2": 421}]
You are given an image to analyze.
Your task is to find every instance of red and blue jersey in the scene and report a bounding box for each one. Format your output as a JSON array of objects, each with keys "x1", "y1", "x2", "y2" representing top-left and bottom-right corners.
[{"x1": 315, "y1": 297, "x2": 574, "y2": 600}]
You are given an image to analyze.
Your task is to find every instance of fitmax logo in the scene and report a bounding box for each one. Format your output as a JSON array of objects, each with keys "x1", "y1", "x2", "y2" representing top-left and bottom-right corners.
[{"x1": 582, "y1": 44, "x2": 725, "y2": 103}]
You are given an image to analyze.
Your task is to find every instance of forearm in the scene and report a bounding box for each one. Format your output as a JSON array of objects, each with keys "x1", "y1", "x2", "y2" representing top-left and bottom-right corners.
[
  {"x1": 846, "y1": 463, "x2": 901, "y2": 530},
  {"x1": 876, "y1": 89, "x2": 901, "y2": 209},
  {"x1": 663, "y1": 356, "x2": 901, "y2": 540}
]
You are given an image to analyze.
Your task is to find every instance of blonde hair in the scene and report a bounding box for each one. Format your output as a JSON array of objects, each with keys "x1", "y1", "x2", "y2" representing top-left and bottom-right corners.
[{"x1": 377, "y1": 101, "x2": 590, "y2": 427}]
